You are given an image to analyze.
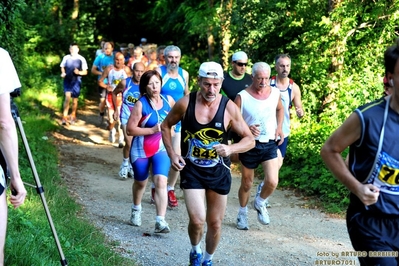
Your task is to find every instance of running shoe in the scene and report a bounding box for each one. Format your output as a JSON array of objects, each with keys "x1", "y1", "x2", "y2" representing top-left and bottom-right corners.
[
  {"x1": 150, "y1": 187, "x2": 155, "y2": 204},
  {"x1": 168, "y1": 190, "x2": 178, "y2": 208},
  {"x1": 109, "y1": 128, "x2": 116, "y2": 143},
  {"x1": 70, "y1": 116, "x2": 76, "y2": 125},
  {"x1": 236, "y1": 211, "x2": 249, "y2": 230},
  {"x1": 127, "y1": 166, "x2": 134, "y2": 178},
  {"x1": 61, "y1": 117, "x2": 68, "y2": 125},
  {"x1": 154, "y1": 219, "x2": 170, "y2": 234},
  {"x1": 255, "y1": 183, "x2": 271, "y2": 208},
  {"x1": 119, "y1": 164, "x2": 130, "y2": 179},
  {"x1": 118, "y1": 136, "x2": 124, "y2": 148},
  {"x1": 130, "y1": 208, "x2": 142, "y2": 226},
  {"x1": 189, "y1": 251, "x2": 203, "y2": 266},
  {"x1": 253, "y1": 200, "x2": 270, "y2": 225},
  {"x1": 202, "y1": 260, "x2": 213, "y2": 266}
]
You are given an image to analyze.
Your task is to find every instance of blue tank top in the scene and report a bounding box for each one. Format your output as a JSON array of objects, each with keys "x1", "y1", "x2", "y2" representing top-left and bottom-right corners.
[
  {"x1": 160, "y1": 65, "x2": 186, "y2": 132},
  {"x1": 270, "y1": 76, "x2": 293, "y2": 137},
  {"x1": 348, "y1": 97, "x2": 399, "y2": 215}
]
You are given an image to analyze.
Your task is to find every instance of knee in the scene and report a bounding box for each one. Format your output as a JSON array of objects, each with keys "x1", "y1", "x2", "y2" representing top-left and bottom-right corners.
[
  {"x1": 240, "y1": 177, "x2": 253, "y2": 192},
  {"x1": 189, "y1": 217, "x2": 205, "y2": 230},
  {"x1": 207, "y1": 218, "x2": 222, "y2": 233},
  {"x1": 264, "y1": 177, "x2": 278, "y2": 189}
]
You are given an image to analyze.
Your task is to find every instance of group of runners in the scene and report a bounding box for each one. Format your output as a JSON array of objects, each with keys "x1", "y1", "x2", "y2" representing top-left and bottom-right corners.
[{"x1": 58, "y1": 37, "x2": 399, "y2": 266}]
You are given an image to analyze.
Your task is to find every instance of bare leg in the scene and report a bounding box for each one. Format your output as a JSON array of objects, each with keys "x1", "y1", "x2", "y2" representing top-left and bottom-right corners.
[
  {"x1": 0, "y1": 191, "x2": 7, "y2": 266},
  {"x1": 184, "y1": 189, "x2": 206, "y2": 246},
  {"x1": 153, "y1": 175, "x2": 168, "y2": 216},
  {"x1": 71, "y1": 98, "x2": 78, "y2": 118},
  {"x1": 132, "y1": 179, "x2": 148, "y2": 205},
  {"x1": 62, "y1": 92, "x2": 72, "y2": 118},
  {"x1": 238, "y1": 165, "x2": 255, "y2": 207},
  {"x1": 204, "y1": 190, "x2": 227, "y2": 254},
  {"x1": 259, "y1": 158, "x2": 279, "y2": 199}
]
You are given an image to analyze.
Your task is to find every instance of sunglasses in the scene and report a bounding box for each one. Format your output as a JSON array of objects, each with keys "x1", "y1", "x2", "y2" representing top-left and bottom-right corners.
[{"x1": 234, "y1": 62, "x2": 247, "y2": 67}]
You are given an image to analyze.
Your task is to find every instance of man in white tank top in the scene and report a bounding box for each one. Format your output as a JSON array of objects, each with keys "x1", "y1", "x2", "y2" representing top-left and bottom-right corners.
[
  {"x1": 98, "y1": 52, "x2": 129, "y2": 147},
  {"x1": 234, "y1": 62, "x2": 284, "y2": 230}
]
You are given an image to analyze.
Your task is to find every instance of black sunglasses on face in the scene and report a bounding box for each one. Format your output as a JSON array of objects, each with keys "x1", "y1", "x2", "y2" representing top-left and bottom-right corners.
[{"x1": 234, "y1": 61, "x2": 247, "y2": 67}]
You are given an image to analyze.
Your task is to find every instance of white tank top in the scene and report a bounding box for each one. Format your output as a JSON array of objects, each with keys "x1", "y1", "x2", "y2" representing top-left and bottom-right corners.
[
  {"x1": 108, "y1": 67, "x2": 127, "y2": 91},
  {"x1": 238, "y1": 88, "x2": 280, "y2": 142}
]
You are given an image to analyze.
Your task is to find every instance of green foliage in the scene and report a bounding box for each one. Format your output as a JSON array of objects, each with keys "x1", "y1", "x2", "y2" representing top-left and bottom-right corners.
[
  {"x1": 0, "y1": 0, "x2": 27, "y2": 68},
  {"x1": 5, "y1": 53, "x2": 134, "y2": 265}
]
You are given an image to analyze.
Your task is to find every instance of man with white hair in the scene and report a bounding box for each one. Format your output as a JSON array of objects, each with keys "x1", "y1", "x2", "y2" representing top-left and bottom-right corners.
[
  {"x1": 155, "y1": 45, "x2": 190, "y2": 208},
  {"x1": 235, "y1": 62, "x2": 284, "y2": 230},
  {"x1": 161, "y1": 62, "x2": 254, "y2": 266}
]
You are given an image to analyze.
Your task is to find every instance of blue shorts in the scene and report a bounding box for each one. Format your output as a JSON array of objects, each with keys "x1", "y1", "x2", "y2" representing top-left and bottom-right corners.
[
  {"x1": 347, "y1": 210, "x2": 399, "y2": 265},
  {"x1": 239, "y1": 140, "x2": 278, "y2": 169},
  {"x1": 131, "y1": 151, "x2": 171, "y2": 181},
  {"x1": 278, "y1": 137, "x2": 289, "y2": 157},
  {"x1": 64, "y1": 79, "x2": 81, "y2": 98}
]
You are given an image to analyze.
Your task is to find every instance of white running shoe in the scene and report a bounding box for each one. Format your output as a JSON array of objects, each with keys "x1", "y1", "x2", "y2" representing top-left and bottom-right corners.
[
  {"x1": 109, "y1": 128, "x2": 116, "y2": 143},
  {"x1": 154, "y1": 219, "x2": 170, "y2": 233},
  {"x1": 256, "y1": 183, "x2": 271, "y2": 208},
  {"x1": 130, "y1": 208, "x2": 142, "y2": 226},
  {"x1": 236, "y1": 211, "x2": 249, "y2": 230},
  {"x1": 119, "y1": 164, "x2": 130, "y2": 179},
  {"x1": 128, "y1": 166, "x2": 134, "y2": 178},
  {"x1": 118, "y1": 136, "x2": 124, "y2": 148},
  {"x1": 253, "y1": 200, "x2": 270, "y2": 225}
]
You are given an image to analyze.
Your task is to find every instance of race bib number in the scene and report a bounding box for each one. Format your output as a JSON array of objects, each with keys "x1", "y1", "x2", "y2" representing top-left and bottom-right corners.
[
  {"x1": 187, "y1": 139, "x2": 221, "y2": 167},
  {"x1": 370, "y1": 151, "x2": 399, "y2": 194}
]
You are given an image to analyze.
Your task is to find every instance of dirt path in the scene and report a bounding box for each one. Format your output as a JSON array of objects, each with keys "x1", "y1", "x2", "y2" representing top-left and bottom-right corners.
[{"x1": 55, "y1": 98, "x2": 359, "y2": 266}]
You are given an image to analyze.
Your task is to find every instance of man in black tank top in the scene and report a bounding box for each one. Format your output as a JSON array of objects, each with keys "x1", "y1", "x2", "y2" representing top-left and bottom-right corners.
[{"x1": 161, "y1": 62, "x2": 254, "y2": 266}]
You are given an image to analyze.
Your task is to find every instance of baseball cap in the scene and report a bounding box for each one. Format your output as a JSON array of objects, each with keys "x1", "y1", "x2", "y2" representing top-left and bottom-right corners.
[
  {"x1": 140, "y1": 38, "x2": 147, "y2": 43},
  {"x1": 198, "y1": 62, "x2": 224, "y2": 79},
  {"x1": 232, "y1": 51, "x2": 248, "y2": 62}
]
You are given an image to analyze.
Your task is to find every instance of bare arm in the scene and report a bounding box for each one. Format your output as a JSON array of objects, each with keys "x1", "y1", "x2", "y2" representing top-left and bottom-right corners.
[
  {"x1": 292, "y1": 83, "x2": 304, "y2": 118},
  {"x1": 161, "y1": 95, "x2": 189, "y2": 170},
  {"x1": 320, "y1": 112, "x2": 380, "y2": 206},
  {"x1": 60, "y1": 67, "x2": 66, "y2": 78},
  {"x1": 73, "y1": 68, "x2": 88, "y2": 76},
  {"x1": 126, "y1": 100, "x2": 160, "y2": 136},
  {"x1": 98, "y1": 66, "x2": 111, "y2": 90},
  {"x1": 0, "y1": 93, "x2": 26, "y2": 208},
  {"x1": 275, "y1": 94, "x2": 284, "y2": 144},
  {"x1": 91, "y1": 64, "x2": 102, "y2": 76},
  {"x1": 215, "y1": 100, "x2": 254, "y2": 156},
  {"x1": 183, "y1": 69, "x2": 190, "y2": 95}
]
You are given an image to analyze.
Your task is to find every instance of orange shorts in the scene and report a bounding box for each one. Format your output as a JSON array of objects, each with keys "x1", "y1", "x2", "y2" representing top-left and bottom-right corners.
[{"x1": 106, "y1": 92, "x2": 122, "y2": 110}]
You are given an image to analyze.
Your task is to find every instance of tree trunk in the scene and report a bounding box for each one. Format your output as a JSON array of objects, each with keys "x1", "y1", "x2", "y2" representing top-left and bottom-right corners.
[{"x1": 219, "y1": 0, "x2": 233, "y2": 70}]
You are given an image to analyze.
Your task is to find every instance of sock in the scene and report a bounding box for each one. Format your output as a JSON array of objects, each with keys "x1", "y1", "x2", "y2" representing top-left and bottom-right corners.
[
  {"x1": 122, "y1": 158, "x2": 129, "y2": 166},
  {"x1": 167, "y1": 185, "x2": 174, "y2": 191},
  {"x1": 239, "y1": 206, "x2": 248, "y2": 214},
  {"x1": 203, "y1": 251, "x2": 214, "y2": 261},
  {"x1": 151, "y1": 183, "x2": 155, "y2": 189},
  {"x1": 155, "y1": 216, "x2": 164, "y2": 223},
  {"x1": 100, "y1": 112, "x2": 105, "y2": 116},
  {"x1": 256, "y1": 196, "x2": 266, "y2": 207},
  {"x1": 191, "y1": 244, "x2": 202, "y2": 254},
  {"x1": 260, "y1": 181, "x2": 264, "y2": 187},
  {"x1": 132, "y1": 204, "x2": 142, "y2": 211}
]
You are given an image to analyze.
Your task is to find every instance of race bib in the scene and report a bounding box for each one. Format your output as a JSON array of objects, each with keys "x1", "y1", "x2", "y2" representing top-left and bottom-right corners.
[
  {"x1": 369, "y1": 151, "x2": 399, "y2": 194},
  {"x1": 187, "y1": 139, "x2": 221, "y2": 167}
]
